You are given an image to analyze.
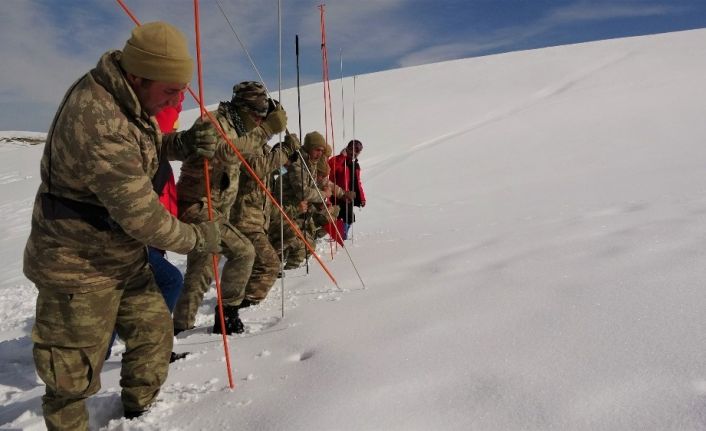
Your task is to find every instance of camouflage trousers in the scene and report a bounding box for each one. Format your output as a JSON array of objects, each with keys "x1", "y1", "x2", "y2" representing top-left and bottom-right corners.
[
  {"x1": 32, "y1": 266, "x2": 172, "y2": 431},
  {"x1": 312, "y1": 204, "x2": 339, "y2": 227},
  {"x1": 173, "y1": 202, "x2": 255, "y2": 330},
  {"x1": 241, "y1": 231, "x2": 280, "y2": 304},
  {"x1": 269, "y1": 215, "x2": 316, "y2": 270}
]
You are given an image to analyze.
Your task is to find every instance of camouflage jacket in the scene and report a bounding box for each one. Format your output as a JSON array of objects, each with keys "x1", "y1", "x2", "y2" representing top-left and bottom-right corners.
[
  {"x1": 277, "y1": 153, "x2": 320, "y2": 207},
  {"x1": 23, "y1": 51, "x2": 200, "y2": 292},
  {"x1": 318, "y1": 176, "x2": 345, "y2": 200},
  {"x1": 176, "y1": 102, "x2": 267, "y2": 217},
  {"x1": 231, "y1": 136, "x2": 299, "y2": 234}
]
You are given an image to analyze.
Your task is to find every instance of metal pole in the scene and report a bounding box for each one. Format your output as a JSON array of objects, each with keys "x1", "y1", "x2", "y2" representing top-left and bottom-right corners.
[
  {"x1": 296, "y1": 35, "x2": 310, "y2": 275},
  {"x1": 277, "y1": 0, "x2": 286, "y2": 319}
]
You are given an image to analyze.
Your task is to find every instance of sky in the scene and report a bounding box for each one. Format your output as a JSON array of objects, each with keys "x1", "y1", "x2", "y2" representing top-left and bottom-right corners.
[
  {"x1": 3, "y1": 27, "x2": 706, "y2": 429},
  {"x1": 1, "y1": 0, "x2": 706, "y2": 133}
]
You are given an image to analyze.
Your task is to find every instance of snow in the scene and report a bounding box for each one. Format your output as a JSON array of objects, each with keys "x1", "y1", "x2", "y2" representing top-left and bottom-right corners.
[{"x1": 3, "y1": 28, "x2": 706, "y2": 430}]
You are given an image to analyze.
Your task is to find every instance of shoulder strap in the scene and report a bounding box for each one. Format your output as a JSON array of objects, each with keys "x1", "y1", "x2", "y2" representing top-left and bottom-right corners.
[{"x1": 151, "y1": 156, "x2": 173, "y2": 195}]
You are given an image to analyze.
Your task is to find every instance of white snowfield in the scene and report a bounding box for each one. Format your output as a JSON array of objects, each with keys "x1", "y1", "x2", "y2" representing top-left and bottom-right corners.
[{"x1": 2, "y1": 28, "x2": 706, "y2": 430}]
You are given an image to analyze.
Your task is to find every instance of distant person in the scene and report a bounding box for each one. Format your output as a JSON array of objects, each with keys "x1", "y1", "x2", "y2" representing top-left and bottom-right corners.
[
  {"x1": 314, "y1": 147, "x2": 345, "y2": 244},
  {"x1": 23, "y1": 22, "x2": 221, "y2": 429},
  {"x1": 270, "y1": 131, "x2": 325, "y2": 269},
  {"x1": 329, "y1": 139, "x2": 366, "y2": 239},
  {"x1": 173, "y1": 81, "x2": 287, "y2": 335}
]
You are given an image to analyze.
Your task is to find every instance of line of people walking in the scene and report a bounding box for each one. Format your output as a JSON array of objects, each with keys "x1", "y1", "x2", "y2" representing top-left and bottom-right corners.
[{"x1": 23, "y1": 21, "x2": 365, "y2": 430}]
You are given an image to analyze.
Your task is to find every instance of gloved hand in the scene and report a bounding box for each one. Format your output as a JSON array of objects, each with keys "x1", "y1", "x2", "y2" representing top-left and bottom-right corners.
[
  {"x1": 297, "y1": 200, "x2": 309, "y2": 214},
  {"x1": 321, "y1": 184, "x2": 333, "y2": 199},
  {"x1": 283, "y1": 133, "x2": 301, "y2": 151},
  {"x1": 194, "y1": 221, "x2": 221, "y2": 254},
  {"x1": 260, "y1": 105, "x2": 287, "y2": 136},
  {"x1": 360, "y1": 201, "x2": 366, "y2": 207},
  {"x1": 344, "y1": 190, "x2": 356, "y2": 201},
  {"x1": 179, "y1": 120, "x2": 218, "y2": 159}
]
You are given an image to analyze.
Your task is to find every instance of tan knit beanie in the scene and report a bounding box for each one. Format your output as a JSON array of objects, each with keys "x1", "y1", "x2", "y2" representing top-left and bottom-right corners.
[
  {"x1": 303, "y1": 131, "x2": 326, "y2": 152},
  {"x1": 120, "y1": 22, "x2": 193, "y2": 84}
]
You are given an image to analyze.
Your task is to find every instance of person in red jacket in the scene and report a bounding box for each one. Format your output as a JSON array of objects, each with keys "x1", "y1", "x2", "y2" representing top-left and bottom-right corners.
[
  {"x1": 328, "y1": 139, "x2": 366, "y2": 240},
  {"x1": 149, "y1": 92, "x2": 184, "y2": 313},
  {"x1": 153, "y1": 98, "x2": 181, "y2": 217}
]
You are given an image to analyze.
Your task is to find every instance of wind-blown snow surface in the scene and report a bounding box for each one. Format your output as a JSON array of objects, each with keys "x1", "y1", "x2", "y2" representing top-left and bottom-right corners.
[{"x1": 3, "y1": 29, "x2": 706, "y2": 430}]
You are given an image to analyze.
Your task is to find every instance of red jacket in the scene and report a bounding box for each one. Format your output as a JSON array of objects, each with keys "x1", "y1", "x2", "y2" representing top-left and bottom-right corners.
[
  {"x1": 328, "y1": 153, "x2": 365, "y2": 206},
  {"x1": 153, "y1": 94, "x2": 183, "y2": 217}
]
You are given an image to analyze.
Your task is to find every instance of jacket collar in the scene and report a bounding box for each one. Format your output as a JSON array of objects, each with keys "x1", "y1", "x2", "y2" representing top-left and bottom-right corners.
[{"x1": 91, "y1": 50, "x2": 153, "y2": 129}]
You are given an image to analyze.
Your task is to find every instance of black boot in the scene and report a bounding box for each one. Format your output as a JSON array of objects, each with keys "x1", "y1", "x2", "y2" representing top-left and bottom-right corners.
[
  {"x1": 173, "y1": 327, "x2": 186, "y2": 337},
  {"x1": 212, "y1": 305, "x2": 244, "y2": 335},
  {"x1": 124, "y1": 410, "x2": 146, "y2": 420},
  {"x1": 239, "y1": 298, "x2": 256, "y2": 309},
  {"x1": 169, "y1": 351, "x2": 189, "y2": 363}
]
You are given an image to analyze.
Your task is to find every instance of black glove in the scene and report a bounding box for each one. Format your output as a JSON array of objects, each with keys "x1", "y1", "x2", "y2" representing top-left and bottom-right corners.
[
  {"x1": 179, "y1": 119, "x2": 218, "y2": 159},
  {"x1": 194, "y1": 221, "x2": 221, "y2": 253}
]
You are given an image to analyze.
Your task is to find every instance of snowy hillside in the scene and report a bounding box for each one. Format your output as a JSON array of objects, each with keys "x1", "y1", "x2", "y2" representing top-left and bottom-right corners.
[{"x1": 3, "y1": 28, "x2": 706, "y2": 430}]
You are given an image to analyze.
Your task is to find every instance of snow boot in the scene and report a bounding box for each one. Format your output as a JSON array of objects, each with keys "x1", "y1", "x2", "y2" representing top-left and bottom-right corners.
[
  {"x1": 173, "y1": 325, "x2": 194, "y2": 337},
  {"x1": 124, "y1": 410, "x2": 146, "y2": 420},
  {"x1": 169, "y1": 351, "x2": 189, "y2": 363},
  {"x1": 212, "y1": 305, "x2": 244, "y2": 335},
  {"x1": 239, "y1": 298, "x2": 256, "y2": 309}
]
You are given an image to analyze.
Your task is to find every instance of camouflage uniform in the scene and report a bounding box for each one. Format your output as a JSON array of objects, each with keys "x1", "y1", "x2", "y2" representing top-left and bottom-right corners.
[
  {"x1": 270, "y1": 151, "x2": 320, "y2": 269},
  {"x1": 268, "y1": 203, "x2": 307, "y2": 265},
  {"x1": 173, "y1": 102, "x2": 270, "y2": 331},
  {"x1": 313, "y1": 154, "x2": 343, "y2": 231},
  {"x1": 231, "y1": 133, "x2": 300, "y2": 303},
  {"x1": 23, "y1": 50, "x2": 205, "y2": 430}
]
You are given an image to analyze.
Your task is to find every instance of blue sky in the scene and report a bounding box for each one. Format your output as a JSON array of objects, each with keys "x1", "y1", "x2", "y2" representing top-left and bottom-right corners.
[{"x1": 1, "y1": 0, "x2": 705, "y2": 132}]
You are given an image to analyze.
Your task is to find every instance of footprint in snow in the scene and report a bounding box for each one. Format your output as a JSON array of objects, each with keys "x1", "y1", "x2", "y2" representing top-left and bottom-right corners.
[
  {"x1": 256, "y1": 350, "x2": 271, "y2": 358},
  {"x1": 243, "y1": 316, "x2": 281, "y2": 334},
  {"x1": 288, "y1": 350, "x2": 315, "y2": 362}
]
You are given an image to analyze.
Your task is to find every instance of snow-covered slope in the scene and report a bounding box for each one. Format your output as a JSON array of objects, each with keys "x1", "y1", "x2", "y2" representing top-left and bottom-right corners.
[{"x1": 3, "y1": 28, "x2": 706, "y2": 430}]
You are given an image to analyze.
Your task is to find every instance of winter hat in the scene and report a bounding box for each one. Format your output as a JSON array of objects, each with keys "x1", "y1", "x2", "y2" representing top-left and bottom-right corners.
[
  {"x1": 323, "y1": 142, "x2": 332, "y2": 157},
  {"x1": 303, "y1": 131, "x2": 326, "y2": 152},
  {"x1": 232, "y1": 81, "x2": 269, "y2": 117},
  {"x1": 120, "y1": 22, "x2": 194, "y2": 84}
]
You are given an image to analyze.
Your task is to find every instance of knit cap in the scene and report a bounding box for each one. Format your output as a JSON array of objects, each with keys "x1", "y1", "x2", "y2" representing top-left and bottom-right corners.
[
  {"x1": 120, "y1": 22, "x2": 193, "y2": 84},
  {"x1": 303, "y1": 131, "x2": 326, "y2": 152},
  {"x1": 232, "y1": 81, "x2": 269, "y2": 117}
]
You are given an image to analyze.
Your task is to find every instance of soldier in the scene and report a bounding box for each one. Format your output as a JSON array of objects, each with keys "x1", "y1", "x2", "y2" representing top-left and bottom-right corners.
[
  {"x1": 270, "y1": 131, "x2": 326, "y2": 269},
  {"x1": 173, "y1": 82, "x2": 287, "y2": 335},
  {"x1": 228, "y1": 82, "x2": 301, "y2": 318},
  {"x1": 313, "y1": 150, "x2": 345, "y2": 243},
  {"x1": 23, "y1": 22, "x2": 221, "y2": 430},
  {"x1": 105, "y1": 93, "x2": 188, "y2": 362}
]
